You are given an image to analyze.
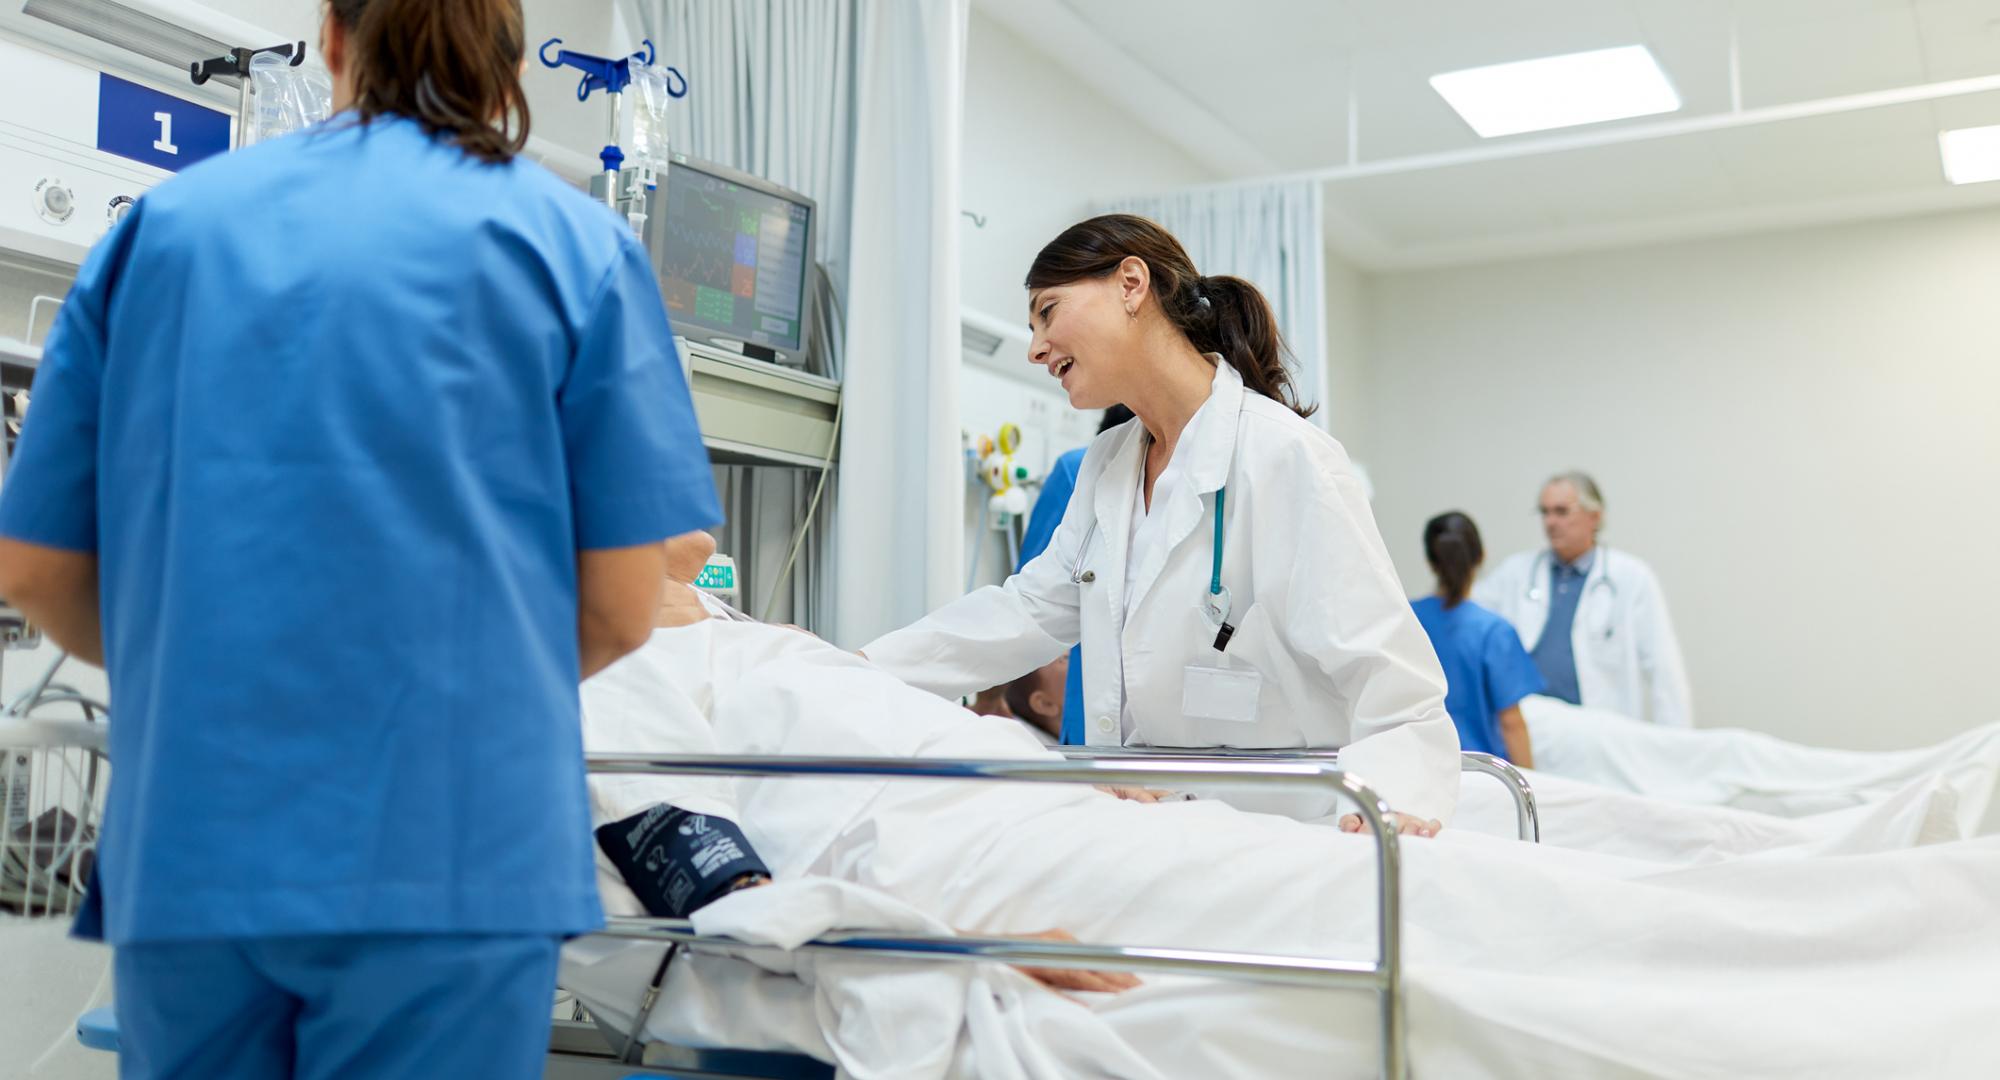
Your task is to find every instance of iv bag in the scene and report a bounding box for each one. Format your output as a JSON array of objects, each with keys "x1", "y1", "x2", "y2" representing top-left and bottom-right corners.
[
  {"x1": 248, "y1": 52, "x2": 333, "y2": 146},
  {"x1": 630, "y1": 65, "x2": 674, "y2": 171}
]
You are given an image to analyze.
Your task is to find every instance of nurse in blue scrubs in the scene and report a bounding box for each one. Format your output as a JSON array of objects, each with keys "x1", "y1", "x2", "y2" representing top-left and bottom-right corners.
[
  {"x1": 1410, "y1": 512, "x2": 1542, "y2": 767},
  {"x1": 1012, "y1": 405, "x2": 1132, "y2": 743},
  {"x1": 0, "y1": 1, "x2": 719, "y2": 1076}
]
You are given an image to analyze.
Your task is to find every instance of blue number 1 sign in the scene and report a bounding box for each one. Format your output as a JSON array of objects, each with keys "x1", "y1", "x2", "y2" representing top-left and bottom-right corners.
[{"x1": 96, "y1": 73, "x2": 230, "y2": 172}]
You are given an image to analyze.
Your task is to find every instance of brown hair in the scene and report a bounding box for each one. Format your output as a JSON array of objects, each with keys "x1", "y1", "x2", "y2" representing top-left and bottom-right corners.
[
  {"x1": 326, "y1": 0, "x2": 530, "y2": 164},
  {"x1": 1025, "y1": 214, "x2": 1316, "y2": 419},
  {"x1": 1424, "y1": 511, "x2": 1485, "y2": 608}
]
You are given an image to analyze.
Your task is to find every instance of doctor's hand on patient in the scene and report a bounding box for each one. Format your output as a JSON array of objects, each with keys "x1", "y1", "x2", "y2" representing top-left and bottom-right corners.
[{"x1": 1339, "y1": 813, "x2": 1442, "y2": 838}]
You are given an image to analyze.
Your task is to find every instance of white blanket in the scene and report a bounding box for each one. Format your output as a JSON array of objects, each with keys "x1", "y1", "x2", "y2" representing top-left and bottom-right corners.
[
  {"x1": 1524, "y1": 695, "x2": 2000, "y2": 827},
  {"x1": 568, "y1": 613, "x2": 2000, "y2": 1078},
  {"x1": 1454, "y1": 766, "x2": 1966, "y2": 862}
]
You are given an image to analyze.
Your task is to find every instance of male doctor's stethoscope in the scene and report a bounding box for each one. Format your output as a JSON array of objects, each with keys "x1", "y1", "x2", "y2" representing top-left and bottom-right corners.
[{"x1": 1524, "y1": 547, "x2": 1621, "y2": 642}]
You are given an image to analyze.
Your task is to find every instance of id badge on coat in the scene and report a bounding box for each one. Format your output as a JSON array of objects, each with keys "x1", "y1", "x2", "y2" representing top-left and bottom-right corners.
[{"x1": 1182, "y1": 665, "x2": 1261, "y2": 724}]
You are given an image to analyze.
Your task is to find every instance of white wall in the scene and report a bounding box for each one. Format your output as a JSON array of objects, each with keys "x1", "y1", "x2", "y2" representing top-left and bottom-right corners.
[
  {"x1": 1322, "y1": 246, "x2": 1371, "y2": 457},
  {"x1": 1361, "y1": 207, "x2": 2000, "y2": 751},
  {"x1": 953, "y1": 11, "x2": 1215, "y2": 589},
  {"x1": 959, "y1": 11, "x2": 1214, "y2": 321}
]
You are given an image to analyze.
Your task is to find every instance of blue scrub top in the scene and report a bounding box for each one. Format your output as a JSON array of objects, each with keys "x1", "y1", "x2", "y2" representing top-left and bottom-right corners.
[
  {"x1": 1018, "y1": 447, "x2": 1085, "y2": 743},
  {"x1": 0, "y1": 117, "x2": 721, "y2": 944},
  {"x1": 1410, "y1": 596, "x2": 1544, "y2": 761}
]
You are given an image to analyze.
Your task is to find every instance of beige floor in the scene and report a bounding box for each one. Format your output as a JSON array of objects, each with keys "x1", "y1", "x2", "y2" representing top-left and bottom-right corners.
[{"x1": 1, "y1": 918, "x2": 113, "y2": 1080}]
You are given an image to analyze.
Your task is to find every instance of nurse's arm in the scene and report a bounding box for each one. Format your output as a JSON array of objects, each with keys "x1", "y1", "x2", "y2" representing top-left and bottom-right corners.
[
  {"x1": 1497, "y1": 705, "x2": 1534, "y2": 769},
  {"x1": 577, "y1": 541, "x2": 671, "y2": 679},
  {"x1": 0, "y1": 539, "x2": 101, "y2": 666}
]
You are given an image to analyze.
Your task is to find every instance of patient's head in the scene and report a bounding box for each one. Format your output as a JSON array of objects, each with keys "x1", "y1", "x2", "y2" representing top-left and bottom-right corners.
[
  {"x1": 1003, "y1": 653, "x2": 1069, "y2": 740},
  {"x1": 656, "y1": 531, "x2": 720, "y2": 628},
  {"x1": 666, "y1": 531, "x2": 719, "y2": 584}
]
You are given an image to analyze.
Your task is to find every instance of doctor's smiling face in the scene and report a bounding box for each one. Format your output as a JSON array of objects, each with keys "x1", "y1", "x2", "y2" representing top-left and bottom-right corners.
[
  {"x1": 1539, "y1": 480, "x2": 1601, "y2": 564},
  {"x1": 1026, "y1": 257, "x2": 1150, "y2": 410}
]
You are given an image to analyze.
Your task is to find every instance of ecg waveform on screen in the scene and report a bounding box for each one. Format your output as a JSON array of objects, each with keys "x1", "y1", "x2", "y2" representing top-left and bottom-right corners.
[{"x1": 661, "y1": 189, "x2": 742, "y2": 293}]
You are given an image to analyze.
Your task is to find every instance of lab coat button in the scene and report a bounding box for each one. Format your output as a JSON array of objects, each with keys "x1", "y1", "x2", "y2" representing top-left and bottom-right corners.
[
  {"x1": 1080, "y1": 570, "x2": 1096, "y2": 583},
  {"x1": 1097, "y1": 716, "x2": 1114, "y2": 734}
]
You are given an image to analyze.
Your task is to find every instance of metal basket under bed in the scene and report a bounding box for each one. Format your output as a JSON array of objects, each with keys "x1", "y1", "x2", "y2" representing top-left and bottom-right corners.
[{"x1": 0, "y1": 636, "x2": 110, "y2": 921}]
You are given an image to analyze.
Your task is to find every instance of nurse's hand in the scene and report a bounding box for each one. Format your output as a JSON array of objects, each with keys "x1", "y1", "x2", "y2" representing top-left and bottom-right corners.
[{"x1": 1338, "y1": 813, "x2": 1442, "y2": 838}]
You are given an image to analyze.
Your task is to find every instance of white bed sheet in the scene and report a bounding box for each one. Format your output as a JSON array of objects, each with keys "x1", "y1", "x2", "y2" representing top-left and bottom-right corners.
[
  {"x1": 565, "y1": 616, "x2": 2000, "y2": 1079},
  {"x1": 1454, "y1": 765, "x2": 1966, "y2": 862},
  {"x1": 1524, "y1": 696, "x2": 2000, "y2": 827}
]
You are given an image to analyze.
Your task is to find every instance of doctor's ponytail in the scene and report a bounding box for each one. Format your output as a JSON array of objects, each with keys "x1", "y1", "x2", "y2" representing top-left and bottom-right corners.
[
  {"x1": 327, "y1": 0, "x2": 531, "y2": 164},
  {"x1": 1027, "y1": 215, "x2": 1317, "y2": 420},
  {"x1": 1424, "y1": 511, "x2": 1485, "y2": 609}
]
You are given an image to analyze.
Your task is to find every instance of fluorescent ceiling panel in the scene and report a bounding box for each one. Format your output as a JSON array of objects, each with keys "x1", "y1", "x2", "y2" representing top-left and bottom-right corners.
[
  {"x1": 1939, "y1": 124, "x2": 2000, "y2": 185},
  {"x1": 1431, "y1": 45, "x2": 1681, "y2": 138}
]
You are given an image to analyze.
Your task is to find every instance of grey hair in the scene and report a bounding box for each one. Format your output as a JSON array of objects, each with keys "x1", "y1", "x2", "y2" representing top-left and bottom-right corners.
[{"x1": 1546, "y1": 470, "x2": 1605, "y2": 517}]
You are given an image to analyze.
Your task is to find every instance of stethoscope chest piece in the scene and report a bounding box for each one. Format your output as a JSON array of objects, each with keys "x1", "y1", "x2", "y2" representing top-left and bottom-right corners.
[{"x1": 1202, "y1": 583, "x2": 1232, "y2": 627}]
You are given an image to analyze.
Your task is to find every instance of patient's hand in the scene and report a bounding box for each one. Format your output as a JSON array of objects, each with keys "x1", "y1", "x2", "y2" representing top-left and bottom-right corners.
[
  {"x1": 1007, "y1": 929, "x2": 1140, "y2": 995},
  {"x1": 1095, "y1": 785, "x2": 1178, "y2": 803},
  {"x1": 1338, "y1": 812, "x2": 1442, "y2": 838}
]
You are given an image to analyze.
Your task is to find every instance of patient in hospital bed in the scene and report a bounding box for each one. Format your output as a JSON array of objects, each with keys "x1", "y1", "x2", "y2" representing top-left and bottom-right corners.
[
  {"x1": 1521, "y1": 694, "x2": 2000, "y2": 827},
  {"x1": 568, "y1": 534, "x2": 2000, "y2": 1079}
]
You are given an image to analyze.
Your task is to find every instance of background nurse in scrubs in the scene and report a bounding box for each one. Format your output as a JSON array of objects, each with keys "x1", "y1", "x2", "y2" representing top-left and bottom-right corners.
[
  {"x1": 0, "y1": 1, "x2": 719, "y2": 1076},
  {"x1": 1411, "y1": 512, "x2": 1542, "y2": 767}
]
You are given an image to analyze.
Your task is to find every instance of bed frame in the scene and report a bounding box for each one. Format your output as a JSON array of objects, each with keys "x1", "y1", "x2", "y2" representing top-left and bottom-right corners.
[{"x1": 551, "y1": 752, "x2": 1416, "y2": 1080}]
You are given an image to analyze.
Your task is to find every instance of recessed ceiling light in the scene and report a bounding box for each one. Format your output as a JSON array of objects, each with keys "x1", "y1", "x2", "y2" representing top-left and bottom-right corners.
[
  {"x1": 1938, "y1": 124, "x2": 2000, "y2": 185},
  {"x1": 1430, "y1": 45, "x2": 1682, "y2": 138}
]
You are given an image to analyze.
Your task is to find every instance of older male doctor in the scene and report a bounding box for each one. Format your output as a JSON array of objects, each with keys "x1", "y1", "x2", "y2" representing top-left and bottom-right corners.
[{"x1": 1474, "y1": 472, "x2": 1693, "y2": 728}]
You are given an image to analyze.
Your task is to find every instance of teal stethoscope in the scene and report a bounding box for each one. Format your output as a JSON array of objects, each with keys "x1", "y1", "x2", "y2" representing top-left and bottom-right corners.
[{"x1": 1068, "y1": 487, "x2": 1235, "y2": 652}]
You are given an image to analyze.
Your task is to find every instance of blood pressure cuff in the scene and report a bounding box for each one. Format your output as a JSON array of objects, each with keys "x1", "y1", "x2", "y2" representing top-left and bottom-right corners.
[{"x1": 595, "y1": 803, "x2": 770, "y2": 919}]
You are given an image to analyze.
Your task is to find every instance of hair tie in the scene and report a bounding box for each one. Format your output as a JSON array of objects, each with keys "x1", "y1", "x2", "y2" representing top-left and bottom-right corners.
[{"x1": 1194, "y1": 288, "x2": 1212, "y2": 311}]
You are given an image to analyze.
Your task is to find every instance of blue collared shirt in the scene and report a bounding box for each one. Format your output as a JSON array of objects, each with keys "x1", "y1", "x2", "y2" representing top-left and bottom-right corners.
[
  {"x1": 0, "y1": 117, "x2": 721, "y2": 944},
  {"x1": 1530, "y1": 548, "x2": 1596, "y2": 706}
]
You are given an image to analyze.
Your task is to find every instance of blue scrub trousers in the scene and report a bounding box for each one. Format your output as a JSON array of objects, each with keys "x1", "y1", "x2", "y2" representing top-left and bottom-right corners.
[{"x1": 113, "y1": 934, "x2": 560, "y2": 1079}]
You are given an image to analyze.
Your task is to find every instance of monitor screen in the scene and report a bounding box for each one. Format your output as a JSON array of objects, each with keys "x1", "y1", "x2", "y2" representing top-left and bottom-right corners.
[{"x1": 656, "y1": 159, "x2": 813, "y2": 356}]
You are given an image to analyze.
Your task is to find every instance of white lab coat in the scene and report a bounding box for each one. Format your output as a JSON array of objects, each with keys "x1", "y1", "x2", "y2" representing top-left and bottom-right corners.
[
  {"x1": 862, "y1": 361, "x2": 1460, "y2": 822},
  {"x1": 1472, "y1": 546, "x2": 1693, "y2": 728}
]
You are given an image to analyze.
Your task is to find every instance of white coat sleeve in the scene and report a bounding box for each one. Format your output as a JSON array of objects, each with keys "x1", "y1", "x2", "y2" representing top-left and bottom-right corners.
[
  {"x1": 1632, "y1": 565, "x2": 1694, "y2": 729},
  {"x1": 1470, "y1": 557, "x2": 1513, "y2": 616},
  {"x1": 859, "y1": 461, "x2": 1095, "y2": 700},
  {"x1": 1266, "y1": 447, "x2": 1462, "y2": 823}
]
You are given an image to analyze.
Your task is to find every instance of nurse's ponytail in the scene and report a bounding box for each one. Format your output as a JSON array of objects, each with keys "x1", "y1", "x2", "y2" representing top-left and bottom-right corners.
[
  {"x1": 327, "y1": 0, "x2": 530, "y2": 164},
  {"x1": 1424, "y1": 511, "x2": 1484, "y2": 609},
  {"x1": 1026, "y1": 215, "x2": 1317, "y2": 420}
]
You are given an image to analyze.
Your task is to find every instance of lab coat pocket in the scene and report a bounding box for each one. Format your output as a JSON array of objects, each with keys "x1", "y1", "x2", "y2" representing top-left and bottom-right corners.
[{"x1": 1182, "y1": 665, "x2": 1262, "y2": 725}]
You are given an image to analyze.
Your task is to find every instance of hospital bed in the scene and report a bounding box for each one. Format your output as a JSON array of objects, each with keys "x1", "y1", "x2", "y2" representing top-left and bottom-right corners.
[
  {"x1": 64, "y1": 752, "x2": 1412, "y2": 1079},
  {"x1": 1057, "y1": 745, "x2": 1542, "y2": 842},
  {"x1": 547, "y1": 752, "x2": 1416, "y2": 1080},
  {"x1": 45, "y1": 727, "x2": 1414, "y2": 1077}
]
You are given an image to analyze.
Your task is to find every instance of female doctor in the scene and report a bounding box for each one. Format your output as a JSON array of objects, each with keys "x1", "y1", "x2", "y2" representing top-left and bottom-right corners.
[{"x1": 863, "y1": 215, "x2": 1458, "y2": 833}]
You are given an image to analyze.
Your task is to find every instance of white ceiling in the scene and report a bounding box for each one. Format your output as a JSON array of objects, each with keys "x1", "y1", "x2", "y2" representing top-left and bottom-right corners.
[{"x1": 987, "y1": 0, "x2": 2000, "y2": 267}]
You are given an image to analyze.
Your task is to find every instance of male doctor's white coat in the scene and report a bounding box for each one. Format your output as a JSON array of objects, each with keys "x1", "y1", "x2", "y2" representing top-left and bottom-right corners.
[
  {"x1": 864, "y1": 361, "x2": 1461, "y2": 823},
  {"x1": 1473, "y1": 546, "x2": 1694, "y2": 729}
]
